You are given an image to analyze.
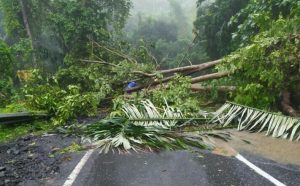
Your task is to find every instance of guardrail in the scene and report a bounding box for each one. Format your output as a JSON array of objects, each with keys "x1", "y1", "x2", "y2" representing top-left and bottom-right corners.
[{"x1": 0, "y1": 112, "x2": 49, "y2": 125}]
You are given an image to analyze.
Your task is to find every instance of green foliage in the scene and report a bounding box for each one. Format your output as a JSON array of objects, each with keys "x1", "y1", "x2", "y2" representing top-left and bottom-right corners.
[
  {"x1": 110, "y1": 60, "x2": 155, "y2": 86},
  {"x1": 0, "y1": 0, "x2": 25, "y2": 38},
  {"x1": 85, "y1": 101, "x2": 229, "y2": 153},
  {"x1": 233, "y1": 84, "x2": 275, "y2": 108},
  {"x1": 220, "y1": 3, "x2": 300, "y2": 108},
  {"x1": 230, "y1": 0, "x2": 298, "y2": 47},
  {"x1": 85, "y1": 117, "x2": 219, "y2": 153},
  {"x1": 150, "y1": 75, "x2": 199, "y2": 113},
  {"x1": 194, "y1": 0, "x2": 249, "y2": 59},
  {"x1": 11, "y1": 38, "x2": 33, "y2": 68},
  {"x1": 0, "y1": 0, "x2": 132, "y2": 71},
  {"x1": 25, "y1": 84, "x2": 102, "y2": 125},
  {"x1": 194, "y1": 0, "x2": 298, "y2": 59},
  {"x1": 55, "y1": 65, "x2": 112, "y2": 94},
  {"x1": 57, "y1": 143, "x2": 84, "y2": 154},
  {"x1": 23, "y1": 70, "x2": 106, "y2": 125},
  {"x1": 0, "y1": 79, "x2": 14, "y2": 106},
  {"x1": 0, "y1": 120, "x2": 53, "y2": 143},
  {"x1": 126, "y1": 1, "x2": 208, "y2": 69},
  {"x1": 0, "y1": 39, "x2": 15, "y2": 106},
  {"x1": 0, "y1": 102, "x2": 27, "y2": 113},
  {"x1": 154, "y1": 39, "x2": 209, "y2": 69},
  {"x1": 113, "y1": 75, "x2": 200, "y2": 115},
  {"x1": 0, "y1": 39, "x2": 14, "y2": 77}
]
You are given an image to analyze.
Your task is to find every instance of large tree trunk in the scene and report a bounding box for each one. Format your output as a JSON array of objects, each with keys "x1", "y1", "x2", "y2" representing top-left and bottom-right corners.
[
  {"x1": 280, "y1": 90, "x2": 298, "y2": 117},
  {"x1": 128, "y1": 71, "x2": 230, "y2": 93},
  {"x1": 191, "y1": 71, "x2": 230, "y2": 84},
  {"x1": 291, "y1": 82, "x2": 300, "y2": 107},
  {"x1": 82, "y1": 58, "x2": 222, "y2": 78},
  {"x1": 19, "y1": 0, "x2": 36, "y2": 64},
  {"x1": 20, "y1": 0, "x2": 33, "y2": 40},
  {"x1": 158, "y1": 59, "x2": 222, "y2": 75},
  {"x1": 191, "y1": 85, "x2": 236, "y2": 92}
]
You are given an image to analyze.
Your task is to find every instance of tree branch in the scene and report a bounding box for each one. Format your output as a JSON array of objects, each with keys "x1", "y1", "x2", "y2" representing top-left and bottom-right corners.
[
  {"x1": 191, "y1": 85, "x2": 237, "y2": 92},
  {"x1": 92, "y1": 41, "x2": 138, "y2": 64},
  {"x1": 158, "y1": 59, "x2": 222, "y2": 74},
  {"x1": 80, "y1": 59, "x2": 118, "y2": 67},
  {"x1": 191, "y1": 71, "x2": 230, "y2": 84}
]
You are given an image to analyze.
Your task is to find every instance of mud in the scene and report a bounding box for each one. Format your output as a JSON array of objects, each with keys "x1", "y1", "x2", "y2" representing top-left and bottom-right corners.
[
  {"x1": 0, "y1": 134, "x2": 80, "y2": 186},
  {"x1": 223, "y1": 129, "x2": 300, "y2": 166}
]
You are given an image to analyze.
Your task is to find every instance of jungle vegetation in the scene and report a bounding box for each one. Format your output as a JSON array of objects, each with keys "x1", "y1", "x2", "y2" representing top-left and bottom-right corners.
[{"x1": 0, "y1": 0, "x2": 299, "y2": 149}]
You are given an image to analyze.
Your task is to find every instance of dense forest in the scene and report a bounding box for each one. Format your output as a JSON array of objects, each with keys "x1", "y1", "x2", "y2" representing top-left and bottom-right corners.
[{"x1": 0, "y1": 0, "x2": 299, "y2": 144}]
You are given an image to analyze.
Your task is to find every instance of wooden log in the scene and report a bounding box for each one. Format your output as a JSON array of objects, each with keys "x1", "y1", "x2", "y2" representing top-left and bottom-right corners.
[
  {"x1": 280, "y1": 90, "x2": 298, "y2": 117},
  {"x1": 158, "y1": 59, "x2": 222, "y2": 74},
  {"x1": 191, "y1": 71, "x2": 230, "y2": 84},
  {"x1": 191, "y1": 85, "x2": 237, "y2": 92},
  {"x1": 81, "y1": 58, "x2": 222, "y2": 78},
  {"x1": 128, "y1": 71, "x2": 230, "y2": 93}
]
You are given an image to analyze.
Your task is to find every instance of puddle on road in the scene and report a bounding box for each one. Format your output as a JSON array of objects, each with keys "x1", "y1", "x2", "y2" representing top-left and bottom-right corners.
[{"x1": 216, "y1": 129, "x2": 300, "y2": 166}]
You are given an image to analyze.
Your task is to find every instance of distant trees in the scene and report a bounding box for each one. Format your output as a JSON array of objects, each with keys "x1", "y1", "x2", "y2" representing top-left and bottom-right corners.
[
  {"x1": 194, "y1": 0, "x2": 249, "y2": 59},
  {"x1": 193, "y1": 0, "x2": 297, "y2": 60},
  {"x1": 0, "y1": 0, "x2": 132, "y2": 71},
  {"x1": 194, "y1": 0, "x2": 300, "y2": 112},
  {"x1": 0, "y1": 39, "x2": 14, "y2": 106},
  {"x1": 126, "y1": 0, "x2": 208, "y2": 69},
  {"x1": 132, "y1": 18, "x2": 178, "y2": 43}
]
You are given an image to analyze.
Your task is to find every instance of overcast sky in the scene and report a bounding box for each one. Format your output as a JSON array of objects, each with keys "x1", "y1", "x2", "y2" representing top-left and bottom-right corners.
[{"x1": 130, "y1": 0, "x2": 197, "y2": 17}]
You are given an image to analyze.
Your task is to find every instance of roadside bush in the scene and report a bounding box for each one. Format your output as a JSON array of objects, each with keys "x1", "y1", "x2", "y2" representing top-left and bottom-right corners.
[
  {"x1": 23, "y1": 70, "x2": 106, "y2": 125},
  {"x1": 149, "y1": 75, "x2": 199, "y2": 113},
  {"x1": 0, "y1": 39, "x2": 15, "y2": 107},
  {"x1": 220, "y1": 4, "x2": 300, "y2": 109},
  {"x1": 112, "y1": 75, "x2": 200, "y2": 116},
  {"x1": 0, "y1": 79, "x2": 14, "y2": 106}
]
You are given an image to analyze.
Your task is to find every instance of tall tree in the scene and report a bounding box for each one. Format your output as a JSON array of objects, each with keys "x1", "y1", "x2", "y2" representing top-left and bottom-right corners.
[
  {"x1": 0, "y1": 0, "x2": 131, "y2": 70},
  {"x1": 194, "y1": 0, "x2": 249, "y2": 59}
]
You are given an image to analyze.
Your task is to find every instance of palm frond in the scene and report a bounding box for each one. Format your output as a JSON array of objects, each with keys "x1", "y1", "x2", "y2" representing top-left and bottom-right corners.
[
  {"x1": 211, "y1": 102, "x2": 300, "y2": 141},
  {"x1": 84, "y1": 100, "x2": 229, "y2": 153},
  {"x1": 122, "y1": 99, "x2": 208, "y2": 128},
  {"x1": 85, "y1": 117, "x2": 229, "y2": 153}
]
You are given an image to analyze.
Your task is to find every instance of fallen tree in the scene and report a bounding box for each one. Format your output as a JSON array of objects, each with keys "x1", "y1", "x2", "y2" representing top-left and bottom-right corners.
[
  {"x1": 83, "y1": 34, "x2": 300, "y2": 117},
  {"x1": 81, "y1": 58, "x2": 223, "y2": 78},
  {"x1": 281, "y1": 90, "x2": 298, "y2": 117},
  {"x1": 157, "y1": 59, "x2": 222, "y2": 75},
  {"x1": 191, "y1": 85, "x2": 237, "y2": 92},
  {"x1": 191, "y1": 71, "x2": 230, "y2": 84}
]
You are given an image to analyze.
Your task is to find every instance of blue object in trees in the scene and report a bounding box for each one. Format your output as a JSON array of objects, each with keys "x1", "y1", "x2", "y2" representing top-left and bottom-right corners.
[{"x1": 127, "y1": 82, "x2": 137, "y2": 89}]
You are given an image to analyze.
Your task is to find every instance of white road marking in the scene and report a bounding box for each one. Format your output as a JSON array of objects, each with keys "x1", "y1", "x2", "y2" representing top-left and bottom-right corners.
[
  {"x1": 63, "y1": 149, "x2": 94, "y2": 186},
  {"x1": 235, "y1": 154, "x2": 286, "y2": 186}
]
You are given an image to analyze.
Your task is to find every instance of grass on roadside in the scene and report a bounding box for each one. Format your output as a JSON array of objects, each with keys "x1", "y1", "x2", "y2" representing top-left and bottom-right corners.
[{"x1": 0, "y1": 121, "x2": 54, "y2": 143}]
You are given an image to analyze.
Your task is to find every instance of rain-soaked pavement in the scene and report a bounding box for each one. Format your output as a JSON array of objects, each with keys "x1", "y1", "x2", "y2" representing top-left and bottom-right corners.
[
  {"x1": 49, "y1": 149, "x2": 300, "y2": 186},
  {"x1": 2, "y1": 129, "x2": 299, "y2": 186}
]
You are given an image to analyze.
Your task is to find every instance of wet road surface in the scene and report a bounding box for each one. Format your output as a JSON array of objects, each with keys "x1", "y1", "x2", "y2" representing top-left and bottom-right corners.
[{"x1": 51, "y1": 150, "x2": 300, "y2": 186}]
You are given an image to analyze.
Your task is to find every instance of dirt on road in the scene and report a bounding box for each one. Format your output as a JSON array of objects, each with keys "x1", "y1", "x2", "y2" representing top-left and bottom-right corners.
[{"x1": 215, "y1": 129, "x2": 300, "y2": 166}]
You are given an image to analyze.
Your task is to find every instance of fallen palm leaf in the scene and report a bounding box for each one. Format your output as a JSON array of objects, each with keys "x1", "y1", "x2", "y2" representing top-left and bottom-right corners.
[
  {"x1": 85, "y1": 100, "x2": 229, "y2": 153},
  {"x1": 211, "y1": 102, "x2": 300, "y2": 141},
  {"x1": 122, "y1": 99, "x2": 209, "y2": 128}
]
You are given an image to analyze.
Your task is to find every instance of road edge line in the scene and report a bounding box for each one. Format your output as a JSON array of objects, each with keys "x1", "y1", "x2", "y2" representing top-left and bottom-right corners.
[
  {"x1": 235, "y1": 154, "x2": 286, "y2": 186},
  {"x1": 63, "y1": 149, "x2": 94, "y2": 186}
]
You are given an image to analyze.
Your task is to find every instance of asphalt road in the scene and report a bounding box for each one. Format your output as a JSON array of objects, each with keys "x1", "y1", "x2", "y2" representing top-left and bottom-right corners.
[{"x1": 49, "y1": 150, "x2": 300, "y2": 186}]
